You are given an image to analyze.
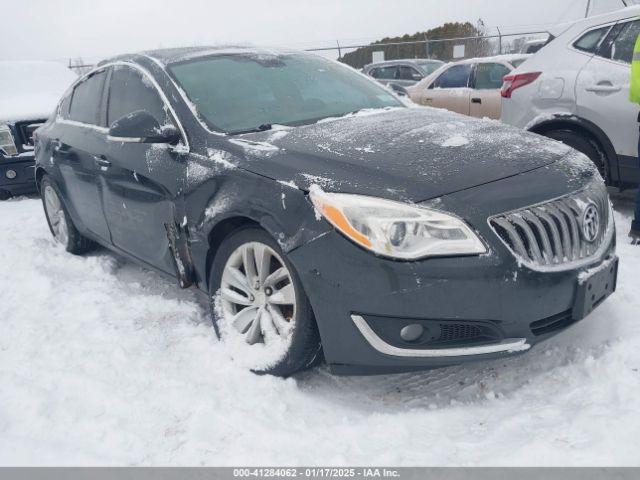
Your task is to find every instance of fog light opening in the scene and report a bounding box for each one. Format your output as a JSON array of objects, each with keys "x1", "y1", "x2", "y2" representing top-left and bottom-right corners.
[{"x1": 5, "y1": 169, "x2": 17, "y2": 180}]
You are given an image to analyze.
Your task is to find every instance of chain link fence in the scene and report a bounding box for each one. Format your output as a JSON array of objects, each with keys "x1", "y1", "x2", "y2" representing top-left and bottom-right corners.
[
  {"x1": 307, "y1": 30, "x2": 552, "y2": 69},
  {"x1": 65, "y1": 29, "x2": 553, "y2": 75}
]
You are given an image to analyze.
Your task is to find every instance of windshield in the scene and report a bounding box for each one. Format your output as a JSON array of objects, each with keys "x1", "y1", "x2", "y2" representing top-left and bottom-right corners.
[
  {"x1": 168, "y1": 53, "x2": 403, "y2": 134},
  {"x1": 417, "y1": 61, "x2": 442, "y2": 75}
]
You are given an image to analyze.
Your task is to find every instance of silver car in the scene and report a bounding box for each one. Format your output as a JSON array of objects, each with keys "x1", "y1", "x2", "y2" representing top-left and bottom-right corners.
[
  {"x1": 362, "y1": 59, "x2": 445, "y2": 88},
  {"x1": 501, "y1": 5, "x2": 640, "y2": 187}
]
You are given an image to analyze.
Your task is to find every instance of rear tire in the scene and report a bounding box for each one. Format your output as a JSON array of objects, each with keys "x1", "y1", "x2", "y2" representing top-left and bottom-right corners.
[
  {"x1": 40, "y1": 175, "x2": 97, "y2": 255},
  {"x1": 209, "y1": 227, "x2": 322, "y2": 377},
  {"x1": 544, "y1": 129, "x2": 608, "y2": 182}
]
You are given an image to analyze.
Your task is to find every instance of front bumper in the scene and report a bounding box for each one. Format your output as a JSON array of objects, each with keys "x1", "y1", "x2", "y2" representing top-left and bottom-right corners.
[
  {"x1": 288, "y1": 228, "x2": 616, "y2": 375},
  {"x1": 0, "y1": 153, "x2": 37, "y2": 196}
]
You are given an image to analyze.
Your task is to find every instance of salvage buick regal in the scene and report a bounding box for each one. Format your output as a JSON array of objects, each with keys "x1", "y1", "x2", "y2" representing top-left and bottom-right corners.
[{"x1": 34, "y1": 47, "x2": 617, "y2": 376}]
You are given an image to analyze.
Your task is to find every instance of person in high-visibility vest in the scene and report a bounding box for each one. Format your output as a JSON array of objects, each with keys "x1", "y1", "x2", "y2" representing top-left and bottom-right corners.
[{"x1": 630, "y1": 34, "x2": 640, "y2": 244}]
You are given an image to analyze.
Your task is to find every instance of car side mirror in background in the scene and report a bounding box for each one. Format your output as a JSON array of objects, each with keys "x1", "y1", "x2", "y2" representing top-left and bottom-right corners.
[
  {"x1": 412, "y1": 73, "x2": 423, "y2": 81},
  {"x1": 389, "y1": 83, "x2": 409, "y2": 97},
  {"x1": 108, "y1": 110, "x2": 181, "y2": 145}
]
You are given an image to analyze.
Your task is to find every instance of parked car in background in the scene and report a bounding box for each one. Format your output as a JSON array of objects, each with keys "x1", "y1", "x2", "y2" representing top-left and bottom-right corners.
[
  {"x1": 407, "y1": 54, "x2": 530, "y2": 119},
  {"x1": 501, "y1": 6, "x2": 640, "y2": 188},
  {"x1": 363, "y1": 58, "x2": 445, "y2": 88},
  {"x1": 35, "y1": 47, "x2": 616, "y2": 377},
  {"x1": 0, "y1": 61, "x2": 77, "y2": 200}
]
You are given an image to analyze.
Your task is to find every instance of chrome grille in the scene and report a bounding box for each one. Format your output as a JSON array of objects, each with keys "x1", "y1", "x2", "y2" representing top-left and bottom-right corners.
[{"x1": 490, "y1": 186, "x2": 612, "y2": 269}]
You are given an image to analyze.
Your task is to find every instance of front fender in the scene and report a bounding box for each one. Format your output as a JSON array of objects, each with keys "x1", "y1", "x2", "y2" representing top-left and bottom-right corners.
[{"x1": 184, "y1": 162, "x2": 331, "y2": 292}]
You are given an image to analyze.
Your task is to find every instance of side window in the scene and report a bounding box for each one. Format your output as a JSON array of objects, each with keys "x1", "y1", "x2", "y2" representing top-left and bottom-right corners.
[
  {"x1": 599, "y1": 20, "x2": 640, "y2": 63},
  {"x1": 107, "y1": 66, "x2": 169, "y2": 127},
  {"x1": 432, "y1": 64, "x2": 472, "y2": 89},
  {"x1": 474, "y1": 63, "x2": 511, "y2": 90},
  {"x1": 573, "y1": 26, "x2": 611, "y2": 54},
  {"x1": 370, "y1": 66, "x2": 397, "y2": 80},
  {"x1": 397, "y1": 65, "x2": 422, "y2": 81},
  {"x1": 68, "y1": 70, "x2": 107, "y2": 125}
]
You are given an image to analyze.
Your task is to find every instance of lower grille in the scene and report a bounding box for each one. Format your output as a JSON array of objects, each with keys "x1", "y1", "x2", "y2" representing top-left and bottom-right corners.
[
  {"x1": 530, "y1": 310, "x2": 574, "y2": 336},
  {"x1": 490, "y1": 184, "x2": 611, "y2": 269},
  {"x1": 439, "y1": 323, "x2": 484, "y2": 343}
]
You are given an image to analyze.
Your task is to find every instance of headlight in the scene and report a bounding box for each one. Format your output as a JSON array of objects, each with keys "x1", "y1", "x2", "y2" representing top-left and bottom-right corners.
[
  {"x1": 309, "y1": 186, "x2": 487, "y2": 260},
  {"x1": 0, "y1": 123, "x2": 18, "y2": 157}
]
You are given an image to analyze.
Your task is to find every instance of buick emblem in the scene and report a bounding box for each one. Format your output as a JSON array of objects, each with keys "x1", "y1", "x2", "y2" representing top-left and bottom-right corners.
[{"x1": 581, "y1": 203, "x2": 600, "y2": 243}]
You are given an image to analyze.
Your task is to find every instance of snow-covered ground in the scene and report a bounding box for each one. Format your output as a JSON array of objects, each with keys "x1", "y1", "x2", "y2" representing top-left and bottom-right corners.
[{"x1": 0, "y1": 195, "x2": 639, "y2": 466}]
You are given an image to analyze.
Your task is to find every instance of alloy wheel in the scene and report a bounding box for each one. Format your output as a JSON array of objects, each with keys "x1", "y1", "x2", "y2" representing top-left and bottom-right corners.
[
  {"x1": 219, "y1": 242, "x2": 296, "y2": 346},
  {"x1": 43, "y1": 185, "x2": 69, "y2": 246}
]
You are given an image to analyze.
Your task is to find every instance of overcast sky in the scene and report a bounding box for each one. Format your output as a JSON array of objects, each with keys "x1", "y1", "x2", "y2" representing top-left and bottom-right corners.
[{"x1": 0, "y1": 0, "x2": 631, "y2": 62}]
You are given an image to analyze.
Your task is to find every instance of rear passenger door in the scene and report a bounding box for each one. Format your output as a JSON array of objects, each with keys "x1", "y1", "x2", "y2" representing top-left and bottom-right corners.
[
  {"x1": 470, "y1": 62, "x2": 512, "y2": 119},
  {"x1": 421, "y1": 64, "x2": 472, "y2": 115},
  {"x1": 54, "y1": 69, "x2": 111, "y2": 242},
  {"x1": 100, "y1": 65, "x2": 187, "y2": 275},
  {"x1": 575, "y1": 18, "x2": 640, "y2": 183}
]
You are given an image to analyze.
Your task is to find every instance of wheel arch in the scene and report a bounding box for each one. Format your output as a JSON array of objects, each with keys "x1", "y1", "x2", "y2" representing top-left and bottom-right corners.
[
  {"x1": 34, "y1": 166, "x2": 49, "y2": 194},
  {"x1": 204, "y1": 215, "x2": 261, "y2": 290},
  {"x1": 528, "y1": 115, "x2": 619, "y2": 183}
]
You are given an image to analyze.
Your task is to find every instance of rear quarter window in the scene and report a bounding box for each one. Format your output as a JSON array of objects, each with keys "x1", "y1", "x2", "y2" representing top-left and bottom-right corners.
[{"x1": 573, "y1": 26, "x2": 611, "y2": 54}]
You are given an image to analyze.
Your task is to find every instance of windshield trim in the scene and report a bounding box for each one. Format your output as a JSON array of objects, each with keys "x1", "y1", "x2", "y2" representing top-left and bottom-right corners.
[{"x1": 164, "y1": 52, "x2": 404, "y2": 136}]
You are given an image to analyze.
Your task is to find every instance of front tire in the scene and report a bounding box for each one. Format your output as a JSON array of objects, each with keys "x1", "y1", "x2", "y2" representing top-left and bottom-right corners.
[
  {"x1": 209, "y1": 227, "x2": 321, "y2": 377},
  {"x1": 40, "y1": 175, "x2": 96, "y2": 254},
  {"x1": 0, "y1": 189, "x2": 11, "y2": 201}
]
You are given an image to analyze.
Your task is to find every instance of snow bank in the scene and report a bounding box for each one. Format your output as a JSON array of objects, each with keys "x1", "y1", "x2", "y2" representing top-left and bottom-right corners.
[{"x1": 0, "y1": 198, "x2": 639, "y2": 466}]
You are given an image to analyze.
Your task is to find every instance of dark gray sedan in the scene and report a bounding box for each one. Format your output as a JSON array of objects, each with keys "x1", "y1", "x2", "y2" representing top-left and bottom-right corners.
[{"x1": 34, "y1": 47, "x2": 617, "y2": 377}]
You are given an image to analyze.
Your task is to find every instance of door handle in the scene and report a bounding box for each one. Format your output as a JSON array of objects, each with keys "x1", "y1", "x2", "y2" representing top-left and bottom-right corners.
[
  {"x1": 471, "y1": 97, "x2": 482, "y2": 104},
  {"x1": 93, "y1": 155, "x2": 112, "y2": 169},
  {"x1": 585, "y1": 84, "x2": 621, "y2": 94}
]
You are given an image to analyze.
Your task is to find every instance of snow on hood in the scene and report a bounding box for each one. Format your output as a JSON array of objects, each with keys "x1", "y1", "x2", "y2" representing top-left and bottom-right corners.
[
  {"x1": 0, "y1": 61, "x2": 77, "y2": 122},
  {"x1": 230, "y1": 107, "x2": 577, "y2": 202}
]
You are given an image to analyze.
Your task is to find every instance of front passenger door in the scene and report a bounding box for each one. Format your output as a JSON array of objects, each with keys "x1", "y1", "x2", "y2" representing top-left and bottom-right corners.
[{"x1": 100, "y1": 65, "x2": 187, "y2": 275}]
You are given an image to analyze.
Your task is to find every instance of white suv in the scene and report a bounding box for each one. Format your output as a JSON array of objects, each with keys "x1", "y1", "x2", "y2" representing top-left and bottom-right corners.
[{"x1": 501, "y1": 6, "x2": 640, "y2": 188}]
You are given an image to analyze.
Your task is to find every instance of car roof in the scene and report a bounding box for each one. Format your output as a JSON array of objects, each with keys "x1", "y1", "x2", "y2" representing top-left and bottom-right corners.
[
  {"x1": 98, "y1": 45, "x2": 303, "y2": 67},
  {"x1": 446, "y1": 53, "x2": 532, "y2": 66},
  {"x1": 364, "y1": 58, "x2": 444, "y2": 68},
  {"x1": 550, "y1": 5, "x2": 640, "y2": 37}
]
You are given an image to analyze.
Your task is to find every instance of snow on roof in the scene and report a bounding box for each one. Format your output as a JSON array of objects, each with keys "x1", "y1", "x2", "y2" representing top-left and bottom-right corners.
[
  {"x1": 140, "y1": 45, "x2": 302, "y2": 66},
  {"x1": 0, "y1": 61, "x2": 77, "y2": 122},
  {"x1": 448, "y1": 53, "x2": 533, "y2": 66}
]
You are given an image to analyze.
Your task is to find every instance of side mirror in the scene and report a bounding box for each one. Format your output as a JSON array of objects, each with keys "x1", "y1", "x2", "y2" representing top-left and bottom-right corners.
[
  {"x1": 108, "y1": 110, "x2": 181, "y2": 145},
  {"x1": 389, "y1": 83, "x2": 409, "y2": 97},
  {"x1": 412, "y1": 73, "x2": 423, "y2": 81}
]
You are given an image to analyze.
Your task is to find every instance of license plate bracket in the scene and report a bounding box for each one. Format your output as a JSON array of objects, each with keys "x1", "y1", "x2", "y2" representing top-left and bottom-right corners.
[{"x1": 572, "y1": 256, "x2": 618, "y2": 321}]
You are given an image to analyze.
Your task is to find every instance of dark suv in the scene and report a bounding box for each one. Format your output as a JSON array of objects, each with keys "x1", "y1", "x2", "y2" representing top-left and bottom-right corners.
[
  {"x1": 34, "y1": 47, "x2": 617, "y2": 377},
  {"x1": 0, "y1": 61, "x2": 76, "y2": 199}
]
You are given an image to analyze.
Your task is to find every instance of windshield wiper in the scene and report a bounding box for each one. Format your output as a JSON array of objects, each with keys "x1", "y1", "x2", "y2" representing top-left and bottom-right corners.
[{"x1": 230, "y1": 124, "x2": 273, "y2": 135}]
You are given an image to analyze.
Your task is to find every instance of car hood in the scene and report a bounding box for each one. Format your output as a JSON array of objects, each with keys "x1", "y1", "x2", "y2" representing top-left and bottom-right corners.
[
  {"x1": 0, "y1": 95, "x2": 59, "y2": 123},
  {"x1": 226, "y1": 107, "x2": 573, "y2": 202}
]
